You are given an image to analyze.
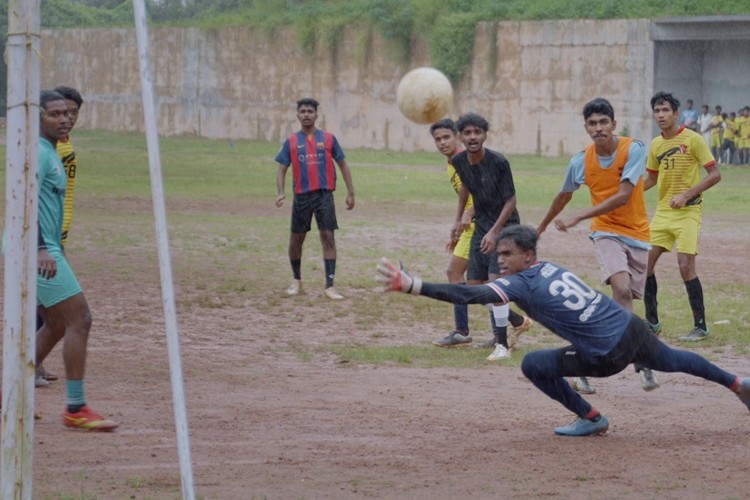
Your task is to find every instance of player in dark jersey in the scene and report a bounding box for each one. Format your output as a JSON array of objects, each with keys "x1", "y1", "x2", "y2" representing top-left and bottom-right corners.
[
  {"x1": 376, "y1": 225, "x2": 750, "y2": 436},
  {"x1": 450, "y1": 113, "x2": 531, "y2": 361}
]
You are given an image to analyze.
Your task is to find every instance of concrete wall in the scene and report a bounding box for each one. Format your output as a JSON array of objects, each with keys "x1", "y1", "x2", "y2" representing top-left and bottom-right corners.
[
  {"x1": 655, "y1": 40, "x2": 750, "y2": 112},
  {"x1": 463, "y1": 19, "x2": 654, "y2": 155},
  {"x1": 651, "y1": 16, "x2": 750, "y2": 137},
  {"x1": 40, "y1": 19, "x2": 656, "y2": 156}
]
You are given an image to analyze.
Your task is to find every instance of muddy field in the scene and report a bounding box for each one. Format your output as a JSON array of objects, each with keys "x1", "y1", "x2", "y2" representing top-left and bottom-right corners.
[{"x1": 2, "y1": 177, "x2": 749, "y2": 500}]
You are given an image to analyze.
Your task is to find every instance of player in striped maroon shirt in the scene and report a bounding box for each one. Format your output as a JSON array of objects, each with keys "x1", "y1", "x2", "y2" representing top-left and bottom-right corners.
[{"x1": 275, "y1": 98, "x2": 355, "y2": 300}]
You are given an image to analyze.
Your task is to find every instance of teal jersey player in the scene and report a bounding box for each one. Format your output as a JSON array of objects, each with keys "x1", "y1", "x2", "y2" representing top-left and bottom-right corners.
[
  {"x1": 34, "y1": 89, "x2": 118, "y2": 431},
  {"x1": 38, "y1": 137, "x2": 66, "y2": 252},
  {"x1": 36, "y1": 137, "x2": 82, "y2": 307}
]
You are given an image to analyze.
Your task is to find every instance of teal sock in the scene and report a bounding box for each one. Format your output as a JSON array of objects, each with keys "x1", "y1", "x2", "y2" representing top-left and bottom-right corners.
[{"x1": 65, "y1": 379, "x2": 86, "y2": 410}]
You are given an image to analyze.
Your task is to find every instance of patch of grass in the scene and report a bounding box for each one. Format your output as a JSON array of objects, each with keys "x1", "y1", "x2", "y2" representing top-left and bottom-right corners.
[
  {"x1": 291, "y1": 346, "x2": 315, "y2": 362},
  {"x1": 332, "y1": 343, "x2": 525, "y2": 369},
  {"x1": 125, "y1": 476, "x2": 149, "y2": 489}
]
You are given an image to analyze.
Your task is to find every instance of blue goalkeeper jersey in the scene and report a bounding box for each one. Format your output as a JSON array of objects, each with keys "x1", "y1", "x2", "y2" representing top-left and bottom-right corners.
[{"x1": 486, "y1": 262, "x2": 631, "y2": 358}]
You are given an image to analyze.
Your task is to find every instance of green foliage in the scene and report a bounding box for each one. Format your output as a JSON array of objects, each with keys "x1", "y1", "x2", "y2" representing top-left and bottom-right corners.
[
  {"x1": 145, "y1": 0, "x2": 187, "y2": 23},
  {"x1": 428, "y1": 12, "x2": 479, "y2": 84},
  {"x1": 41, "y1": 0, "x2": 133, "y2": 27},
  {"x1": 353, "y1": 23, "x2": 373, "y2": 67},
  {"x1": 365, "y1": 0, "x2": 414, "y2": 62},
  {"x1": 160, "y1": 0, "x2": 749, "y2": 83},
  {"x1": 371, "y1": 0, "x2": 413, "y2": 46},
  {"x1": 319, "y1": 17, "x2": 345, "y2": 58},
  {"x1": 295, "y1": 22, "x2": 317, "y2": 55}
]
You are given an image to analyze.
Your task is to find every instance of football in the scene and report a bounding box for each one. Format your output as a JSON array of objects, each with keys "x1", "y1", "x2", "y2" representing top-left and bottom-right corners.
[{"x1": 396, "y1": 67, "x2": 454, "y2": 124}]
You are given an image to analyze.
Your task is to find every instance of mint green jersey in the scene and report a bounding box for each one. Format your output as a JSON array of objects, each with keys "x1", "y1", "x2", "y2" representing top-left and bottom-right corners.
[
  {"x1": 39, "y1": 137, "x2": 66, "y2": 250},
  {"x1": 37, "y1": 137, "x2": 82, "y2": 306}
]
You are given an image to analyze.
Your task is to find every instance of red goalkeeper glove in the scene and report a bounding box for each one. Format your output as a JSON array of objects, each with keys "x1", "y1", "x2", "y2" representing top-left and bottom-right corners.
[{"x1": 376, "y1": 258, "x2": 422, "y2": 294}]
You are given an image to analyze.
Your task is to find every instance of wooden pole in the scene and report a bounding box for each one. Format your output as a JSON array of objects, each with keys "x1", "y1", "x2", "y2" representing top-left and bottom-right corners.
[{"x1": 2, "y1": 1, "x2": 41, "y2": 498}]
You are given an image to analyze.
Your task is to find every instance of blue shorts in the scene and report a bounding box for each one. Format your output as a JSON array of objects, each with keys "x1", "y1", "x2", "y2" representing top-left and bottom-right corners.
[
  {"x1": 37, "y1": 248, "x2": 82, "y2": 307},
  {"x1": 291, "y1": 190, "x2": 339, "y2": 233}
]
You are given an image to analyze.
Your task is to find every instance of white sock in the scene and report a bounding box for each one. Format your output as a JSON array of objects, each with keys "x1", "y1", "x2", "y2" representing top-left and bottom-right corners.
[{"x1": 492, "y1": 304, "x2": 509, "y2": 328}]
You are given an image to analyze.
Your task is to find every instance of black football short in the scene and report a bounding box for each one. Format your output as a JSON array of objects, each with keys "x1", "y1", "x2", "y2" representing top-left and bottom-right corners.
[{"x1": 291, "y1": 190, "x2": 338, "y2": 233}]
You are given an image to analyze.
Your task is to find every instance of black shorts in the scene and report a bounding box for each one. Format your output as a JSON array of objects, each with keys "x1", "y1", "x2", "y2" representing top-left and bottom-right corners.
[
  {"x1": 466, "y1": 231, "x2": 499, "y2": 281},
  {"x1": 558, "y1": 314, "x2": 658, "y2": 377},
  {"x1": 291, "y1": 190, "x2": 338, "y2": 233}
]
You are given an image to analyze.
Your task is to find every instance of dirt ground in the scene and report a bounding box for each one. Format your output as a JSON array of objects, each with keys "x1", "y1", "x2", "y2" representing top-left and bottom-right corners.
[{"x1": 3, "y1": 191, "x2": 750, "y2": 500}]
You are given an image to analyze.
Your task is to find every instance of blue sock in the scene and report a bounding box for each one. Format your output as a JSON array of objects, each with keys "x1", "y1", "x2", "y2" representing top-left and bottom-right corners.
[
  {"x1": 65, "y1": 379, "x2": 86, "y2": 410},
  {"x1": 453, "y1": 285, "x2": 469, "y2": 334}
]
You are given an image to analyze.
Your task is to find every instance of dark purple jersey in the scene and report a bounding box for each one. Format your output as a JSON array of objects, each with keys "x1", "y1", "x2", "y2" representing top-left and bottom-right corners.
[
  {"x1": 420, "y1": 261, "x2": 631, "y2": 358},
  {"x1": 487, "y1": 262, "x2": 630, "y2": 357}
]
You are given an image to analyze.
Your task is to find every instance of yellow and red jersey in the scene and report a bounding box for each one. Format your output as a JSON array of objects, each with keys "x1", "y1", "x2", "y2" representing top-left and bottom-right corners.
[{"x1": 646, "y1": 128, "x2": 715, "y2": 211}]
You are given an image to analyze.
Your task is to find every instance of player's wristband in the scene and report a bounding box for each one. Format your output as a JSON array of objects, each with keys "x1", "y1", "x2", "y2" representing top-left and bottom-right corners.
[{"x1": 408, "y1": 277, "x2": 422, "y2": 296}]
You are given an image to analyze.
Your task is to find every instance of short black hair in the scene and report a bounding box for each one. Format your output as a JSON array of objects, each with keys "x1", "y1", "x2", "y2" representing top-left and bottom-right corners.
[
  {"x1": 429, "y1": 118, "x2": 457, "y2": 136},
  {"x1": 582, "y1": 97, "x2": 614, "y2": 121},
  {"x1": 296, "y1": 97, "x2": 319, "y2": 111},
  {"x1": 40, "y1": 90, "x2": 66, "y2": 111},
  {"x1": 456, "y1": 112, "x2": 489, "y2": 133},
  {"x1": 498, "y1": 225, "x2": 538, "y2": 254},
  {"x1": 53, "y1": 86, "x2": 83, "y2": 108},
  {"x1": 650, "y1": 91, "x2": 680, "y2": 112}
]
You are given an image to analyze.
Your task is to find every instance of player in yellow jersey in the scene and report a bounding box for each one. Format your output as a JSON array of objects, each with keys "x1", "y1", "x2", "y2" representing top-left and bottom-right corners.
[
  {"x1": 55, "y1": 85, "x2": 83, "y2": 248},
  {"x1": 722, "y1": 112, "x2": 737, "y2": 164},
  {"x1": 708, "y1": 105, "x2": 724, "y2": 163},
  {"x1": 35, "y1": 86, "x2": 84, "y2": 386},
  {"x1": 734, "y1": 109, "x2": 743, "y2": 162},
  {"x1": 644, "y1": 92, "x2": 721, "y2": 342},
  {"x1": 429, "y1": 119, "x2": 473, "y2": 346},
  {"x1": 54, "y1": 86, "x2": 84, "y2": 248},
  {"x1": 737, "y1": 106, "x2": 750, "y2": 165}
]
